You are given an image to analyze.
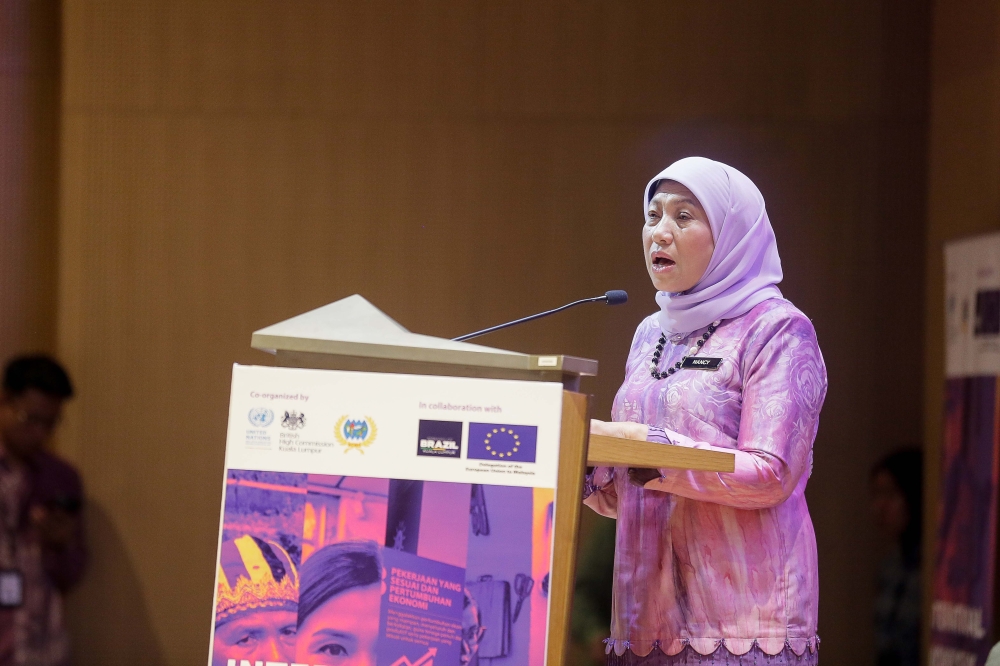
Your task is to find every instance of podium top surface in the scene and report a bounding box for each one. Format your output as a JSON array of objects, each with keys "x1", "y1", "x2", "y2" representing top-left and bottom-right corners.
[{"x1": 251, "y1": 294, "x2": 598, "y2": 379}]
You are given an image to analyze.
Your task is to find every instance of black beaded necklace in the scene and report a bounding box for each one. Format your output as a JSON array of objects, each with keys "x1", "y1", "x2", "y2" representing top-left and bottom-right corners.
[{"x1": 649, "y1": 320, "x2": 720, "y2": 380}]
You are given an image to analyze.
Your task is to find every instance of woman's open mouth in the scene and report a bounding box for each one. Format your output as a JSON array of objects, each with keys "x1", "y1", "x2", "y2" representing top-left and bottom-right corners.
[{"x1": 652, "y1": 256, "x2": 676, "y2": 271}]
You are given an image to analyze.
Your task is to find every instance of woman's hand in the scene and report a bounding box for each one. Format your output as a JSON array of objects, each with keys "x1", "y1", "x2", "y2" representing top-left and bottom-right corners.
[
  {"x1": 626, "y1": 468, "x2": 662, "y2": 487},
  {"x1": 590, "y1": 419, "x2": 649, "y2": 441},
  {"x1": 590, "y1": 420, "x2": 660, "y2": 487}
]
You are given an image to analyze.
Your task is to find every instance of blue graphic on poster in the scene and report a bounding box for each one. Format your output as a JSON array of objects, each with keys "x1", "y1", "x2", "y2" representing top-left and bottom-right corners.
[
  {"x1": 379, "y1": 549, "x2": 464, "y2": 665},
  {"x1": 468, "y1": 423, "x2": 538, "y2": 463}
]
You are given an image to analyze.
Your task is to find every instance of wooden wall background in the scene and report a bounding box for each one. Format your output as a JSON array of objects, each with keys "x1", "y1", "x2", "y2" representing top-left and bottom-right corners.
[
  {"x1": 0, "y1": 0, "x2": 59, "y2": 359},
  {"x1": 47, "y1": 1, "x2": 936, "y2": 663}
]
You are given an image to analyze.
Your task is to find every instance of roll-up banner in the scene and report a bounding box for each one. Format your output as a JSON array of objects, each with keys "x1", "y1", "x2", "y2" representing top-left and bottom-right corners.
[
  {"x1": 207, "y1": 365, "x2": 564, "y2": 666},
  {"x1": 932, "y1": 233, "x2": 1000, "y2": 665}
]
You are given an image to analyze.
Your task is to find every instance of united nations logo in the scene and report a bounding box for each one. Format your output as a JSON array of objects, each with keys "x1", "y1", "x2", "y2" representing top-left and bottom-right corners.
[
  {"x1": 248, "y1": 407, "x2": 274, "y2": 428},
  {"x1": 281, "y1": 410, "x2": 306, "y2": 430},
  {"x1": 334, "y1": 416, "x2": 377, "y2": 453}
]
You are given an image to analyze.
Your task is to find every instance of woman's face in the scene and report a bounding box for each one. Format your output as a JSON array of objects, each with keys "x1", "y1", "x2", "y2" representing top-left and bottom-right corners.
[
  {"x1": 871, "y1": 470, "x2": 909, "y2": 540},
  {"x1": 643, "y1": 181, "x2": 715, "y2": 293},
  {"x1": 295, "y1": 584, "x2": 382, "y2": 665}
]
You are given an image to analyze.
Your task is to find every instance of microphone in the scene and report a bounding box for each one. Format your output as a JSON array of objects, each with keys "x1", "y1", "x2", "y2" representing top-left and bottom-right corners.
[{"x1": 452, "y1": 290, "x2": 629, "y2": 342}]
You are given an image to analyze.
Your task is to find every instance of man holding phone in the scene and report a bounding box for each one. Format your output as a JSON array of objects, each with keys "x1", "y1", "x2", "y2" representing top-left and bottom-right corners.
[{"x1": 0, "y1": 356, "x2": 86, "y2": 666}]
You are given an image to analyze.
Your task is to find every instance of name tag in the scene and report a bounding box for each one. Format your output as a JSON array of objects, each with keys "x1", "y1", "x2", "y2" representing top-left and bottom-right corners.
[
  {"x1": 0, "y1": 570, "x2": 23, "y2": 607},
  {"x1": 681, "y1": 357, "x2": 722, "y2": 370}
]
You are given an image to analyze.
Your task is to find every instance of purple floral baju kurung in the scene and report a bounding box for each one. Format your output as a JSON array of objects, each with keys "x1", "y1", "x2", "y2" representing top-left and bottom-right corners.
[{"x1": 584, "y1": 298, "x2": 827, "y2": 665}]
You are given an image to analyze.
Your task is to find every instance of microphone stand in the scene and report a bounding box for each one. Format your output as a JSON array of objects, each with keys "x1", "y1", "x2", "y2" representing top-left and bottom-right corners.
[{"x1": 453, "y1": 292, "x2": 626, "y2": 342}]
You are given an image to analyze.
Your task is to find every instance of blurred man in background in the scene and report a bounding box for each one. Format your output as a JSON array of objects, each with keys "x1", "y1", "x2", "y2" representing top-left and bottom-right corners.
[{"x1": 0, "y1": 356, "x2": 86, "y2": 665}]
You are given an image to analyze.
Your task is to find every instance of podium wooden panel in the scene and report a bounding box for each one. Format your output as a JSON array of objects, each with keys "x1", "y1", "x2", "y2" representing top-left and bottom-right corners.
[{"x1": 546, "y1": 391, "x2": 590, "y2": 666}]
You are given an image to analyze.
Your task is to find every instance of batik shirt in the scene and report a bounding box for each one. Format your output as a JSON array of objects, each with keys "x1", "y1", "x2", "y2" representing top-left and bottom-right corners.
[
  {"x1": 0, "y1": 450, "x2": 86, "y2": 666},
  {"x1": 584, "y1": 299, "x2": 827, "y2": 660}
]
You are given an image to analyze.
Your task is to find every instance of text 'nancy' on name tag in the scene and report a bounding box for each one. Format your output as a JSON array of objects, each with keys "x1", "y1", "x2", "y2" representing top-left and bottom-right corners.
[{"x1": 681, "y1": 357, "x2": 722, "y2": 370}]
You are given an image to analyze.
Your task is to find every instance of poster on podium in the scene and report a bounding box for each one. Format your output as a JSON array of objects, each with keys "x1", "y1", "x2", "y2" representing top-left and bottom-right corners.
[{"x1": 208, "y1": 364, "x2": 564, "y2": 666}]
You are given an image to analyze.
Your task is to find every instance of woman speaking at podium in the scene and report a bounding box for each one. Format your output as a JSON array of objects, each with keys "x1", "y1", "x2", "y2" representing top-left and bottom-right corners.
[{"x1": 586, "y1": 157, "x2": 827, "y2": 666}]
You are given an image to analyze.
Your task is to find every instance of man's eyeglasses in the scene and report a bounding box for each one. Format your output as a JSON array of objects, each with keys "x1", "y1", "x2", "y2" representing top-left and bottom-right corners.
[{"x1": 12, "y1": 409, "x2": 59, "y2": 430}]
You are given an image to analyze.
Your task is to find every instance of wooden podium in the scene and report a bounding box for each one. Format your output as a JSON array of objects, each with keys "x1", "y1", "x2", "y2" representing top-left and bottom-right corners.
[{"x1": 252, "y1": 294, "x2": 735, "y2": 666}]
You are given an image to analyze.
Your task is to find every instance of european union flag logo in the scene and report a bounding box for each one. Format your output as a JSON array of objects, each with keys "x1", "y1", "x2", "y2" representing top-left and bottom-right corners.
[{"x1": 468, "y1": 423, "x2": 538, "y2": 463}]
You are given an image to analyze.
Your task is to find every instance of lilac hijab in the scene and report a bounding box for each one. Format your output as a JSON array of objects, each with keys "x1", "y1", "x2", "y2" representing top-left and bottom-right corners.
[{"x1": 645, "y1": 157, "x2": 783, "y2": 336}]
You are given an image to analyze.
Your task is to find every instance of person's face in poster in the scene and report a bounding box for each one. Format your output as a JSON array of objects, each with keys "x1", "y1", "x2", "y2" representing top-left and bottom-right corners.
[
  {"x1": 212, "y1": 609, "x2": 297, "y2": 666},
  {"x1": 295, "y1": 583, "x2": 381, "y2": 665}
]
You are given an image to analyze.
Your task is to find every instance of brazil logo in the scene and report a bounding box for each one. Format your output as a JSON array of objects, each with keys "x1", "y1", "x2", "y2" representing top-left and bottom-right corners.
[
  {"x1": 335, "y1": 416, "x2": 378, "y2": 453},
  {"x1": 417, "y1": 420, "x2": 463, "y2": 458}
]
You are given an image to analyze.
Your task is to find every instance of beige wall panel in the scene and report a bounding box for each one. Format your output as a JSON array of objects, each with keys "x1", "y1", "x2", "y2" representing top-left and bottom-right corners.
[
  {"x1": 59, "y1": 2, "x2": 929, "y2": 664},
  {"x1": 0, "y1": 1, "x2": 60, "y2": 359}
]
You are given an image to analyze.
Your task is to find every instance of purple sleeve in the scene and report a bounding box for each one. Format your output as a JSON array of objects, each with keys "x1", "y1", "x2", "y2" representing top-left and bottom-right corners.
[
  {"x1": 42, "y1": 517, "x2": 87, "y2": 592},
  {"x1": 646, "y1": 315, "x2": 827, "y2": 509},
  {"x1": 582, "y1": 466, "x2": 618, "y2": 518},
  {"x1": 581, "y1": 314, "x2": 653, "y2": 519},
  {"x1": 43, "y1": 513, "x2": 87, "y2": 593},
  {"x1": 33, "y1": 456, "x2": 88, "y2": 592}
]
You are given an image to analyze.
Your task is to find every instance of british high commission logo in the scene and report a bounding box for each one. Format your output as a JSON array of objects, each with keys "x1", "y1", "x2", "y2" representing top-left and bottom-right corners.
[
  {"x1": 281, "y1": 410, "x2": 306, "y2": 430},
  {"x1": 247, "y1": 407, "x2": 274, "y2": 428},
  {"x1": 335, "y1": 415, "x2": 377, "y2": 453}
]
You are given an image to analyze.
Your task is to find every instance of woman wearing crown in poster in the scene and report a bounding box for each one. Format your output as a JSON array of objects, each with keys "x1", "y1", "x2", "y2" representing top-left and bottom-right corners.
[{"x1": 586, "y1": 157, "x2": 827, "y2": 666}]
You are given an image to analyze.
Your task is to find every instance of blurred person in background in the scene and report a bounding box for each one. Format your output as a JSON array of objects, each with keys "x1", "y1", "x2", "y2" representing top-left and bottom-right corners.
[
  {"x1": 870, "y1": 448, "x2": 922, "y2": 666},
  {"x1": 0, "y1": 355, "x2": 86, "y2": 666}
]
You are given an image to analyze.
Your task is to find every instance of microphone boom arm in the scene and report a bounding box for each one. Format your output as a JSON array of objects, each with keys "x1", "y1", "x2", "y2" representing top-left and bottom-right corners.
[{"x1": 452, "y1": 293, "x2": 622, "y2": 342}]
